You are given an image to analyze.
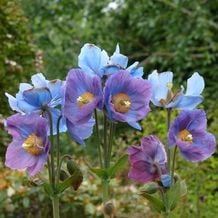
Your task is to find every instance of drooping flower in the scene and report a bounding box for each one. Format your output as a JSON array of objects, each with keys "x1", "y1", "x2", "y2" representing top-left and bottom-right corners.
[
  {"x1": 104, "y1": 70, "x2": 151, "y2": 129},
  {"x1": 168, "y1": 110, "x2": 216, "y2": 162},
  {"x1": 127, "y1": 135, "x2": 167, "y2": 183},
  {"x1": 5, "y1": 73, "x2": 66, "y2": 134},
  {"x1": 63, "y1": 68, "x2": 103, "y2": 124},
  {"x1": 66, "y1": 117, "x2": 95, "y2": 145},
  {"x1": 148, "y1": 71, "x2": 204, "y2": 109},
  {"x1": 78, "y1": 43, "x2": 143, "y2": 78},
  {"x1": 5, "y1": 113, "x2": 50, "y2": 176}
]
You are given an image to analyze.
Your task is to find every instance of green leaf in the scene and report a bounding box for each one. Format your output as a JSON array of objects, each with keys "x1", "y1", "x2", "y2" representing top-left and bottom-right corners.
[
  {"x1": 140, "y1": 192, "x2": 165, "y2": 213},
  {"x1": 57, "y1": 170, "x2": 83, "y2": 193},
  {"x1": 108, "y1": 154, "x2": 128, "y2": 178},
  {"x1": 90, "y1": 168, "x2": 109, "y2": 180},
  {"x1": 43, "y1": 183, "x2": 54, "y2": 197},
  {"x1": 166, "y1": 181, "x2": 181, "y2": 211}
]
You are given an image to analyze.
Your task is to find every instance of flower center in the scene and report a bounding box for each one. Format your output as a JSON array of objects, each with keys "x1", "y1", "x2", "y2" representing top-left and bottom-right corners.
[
  {"x1": 112, "y1": 93, "x2": 131, "y2": 113},
  {"x1": 77, "y1": 92, "x2": 94, "y2": 108},
  {"x1": 22, "y1": 134, "x2": 44, "y2": 156},
  {"x1": 178, "y1": 129, "x2": 193, "y2": 143}
]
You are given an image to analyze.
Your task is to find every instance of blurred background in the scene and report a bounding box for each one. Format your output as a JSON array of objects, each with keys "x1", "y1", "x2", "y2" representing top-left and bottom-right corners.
[{"x1": 0, "y1": 0, "x2": 217, "y2": 217}]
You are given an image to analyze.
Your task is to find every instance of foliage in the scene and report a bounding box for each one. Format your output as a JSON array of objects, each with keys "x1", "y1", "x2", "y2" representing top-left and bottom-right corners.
[{"x1": 0, "y1": 0, "x2": 35, "y2": 116}]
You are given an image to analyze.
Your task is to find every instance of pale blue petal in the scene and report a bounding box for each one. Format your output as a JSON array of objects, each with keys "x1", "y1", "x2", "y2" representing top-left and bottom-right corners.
[
  {"x1": 78, "y1": 43, "x2": 102, "y2": 76},
  {"x1": 176, "y1": 96, "x2": 203, "y2": 110},
  {"x1": 31, "y1": 73, "x2": 47, "y2": 88},
  {"x1": 157, "y1": 71, "x2": 173, "y2": 100},
  {"x1": 127, "y1": 62, "x2": 144, "y2": 78},
  {"x1": 100, "y1": 50, "x2": 109, "y2": 67},
  {"x1": 128, "y1": 121, "x2": 142, "y2": 130},
  {"x1": 19, "y1": 83, "x2": 32, "y2": 92},
  {"x1": 5, "y1": 93, "x2": 23, "y2": 113},
  {"x1": 17, "y1": 100, "x2": 39, "y2": 113},
  {"x1": 47, "y1": 80, "x2": 62, "y2": 98},
  {"x1": 186, "y1": 72, "x2": 205, "y2": 95},
  {"x1": 110, "y1": 45, "x2": 128, "y2": 68}
]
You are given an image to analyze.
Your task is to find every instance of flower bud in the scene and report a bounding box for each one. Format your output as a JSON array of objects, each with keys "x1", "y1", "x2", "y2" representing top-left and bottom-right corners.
[
  {"x1": 160, "y1": 174, "x2": 171, "y2": 188},
  {"x1": 59, "y1": 170, "x2": 68, "y2": 181},
  {"x1": 141, "y1": 182, "x2": 159, "y2": 194},
  {"x1": 67, "y1": 160, "x2": 78, "y2": 175},
  {"x1": 103, "y1": 201, "x2": 115, "y2": 217}
]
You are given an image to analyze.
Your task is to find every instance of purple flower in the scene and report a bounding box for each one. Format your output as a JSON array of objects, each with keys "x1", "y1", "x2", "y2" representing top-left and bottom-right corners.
[
  {"x1": 63, "y1": 68, "x2": 103, "y2": 124},
  {"x1": 104, "y1": 70, "x2": 151, "y2": 129},
  {"x1": 5, "y1": 73, "x2": 66, "y2": 134},
  {"x1": 5, "y1": 113, "x2": 50, "y2": 176},
  {"x1": 127, "y1": 136, "x2": 167, "y2": 183},
  {"x1": 168, "y1": 110, "x2": 216, "y2": 162}
]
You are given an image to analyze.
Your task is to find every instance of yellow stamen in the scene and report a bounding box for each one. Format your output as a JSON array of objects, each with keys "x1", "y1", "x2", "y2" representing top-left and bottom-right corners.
[
  {"x1": 22, "y1": 134, "x2": 44, "y2": 155},
  {"x1": 112, "y1": 93, "x2": 131, "y2": 113},
  {"x1": 178, "y1": 129, "x2": 193, "y2": 144},
  {"x1": 167, "y1": 82, "x2": 173, "y2": 90},
  {"x1": 77, "y1": 92, "x2": 94, "y2": 108}
]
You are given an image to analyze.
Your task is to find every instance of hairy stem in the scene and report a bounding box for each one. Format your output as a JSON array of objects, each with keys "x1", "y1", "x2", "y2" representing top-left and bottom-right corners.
[{"x1": 94, "y1": 110, "x2": 103, "y2": 168}]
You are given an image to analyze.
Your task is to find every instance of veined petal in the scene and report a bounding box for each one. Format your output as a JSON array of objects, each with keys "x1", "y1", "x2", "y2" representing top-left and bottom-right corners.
[{"x1": 186, "y1": 72, "x2": 204, "y2": 95}]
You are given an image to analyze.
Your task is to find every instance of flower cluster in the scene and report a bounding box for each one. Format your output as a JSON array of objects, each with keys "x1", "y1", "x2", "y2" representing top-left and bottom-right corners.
[
  {"x1": 127, "y1": 69, "x2": 216, "y2": 188},
  {"x1": 5, "y1": 43, "x2": 152, "y2": 176}
]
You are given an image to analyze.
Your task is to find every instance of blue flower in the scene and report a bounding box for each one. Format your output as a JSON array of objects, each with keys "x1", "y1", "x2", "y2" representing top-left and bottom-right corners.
[
  {"x1": 78, "y1": 43, "x2": 143, "y2": 78},
  {"x1": 5, "y1": 73, "x2": 66, "y2": 134},
  {"x1": 148, "y1": 71, "x2": 204, "y2": 109}
]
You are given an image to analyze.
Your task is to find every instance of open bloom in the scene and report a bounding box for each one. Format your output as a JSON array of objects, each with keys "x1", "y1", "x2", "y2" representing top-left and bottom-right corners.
[
  {"x1": 63, "y1": 68, "x2": 103, "y2": 124},
  {"x1": 104, "y1": 70, "x2": 151, "y2": 129},
  {"x1": 168, "y1": 110, "x2": 216, "y2": 162},
  {"x1": 5, "y1": 114, "x2": 50, "y2": 176},
  {"x1": 78, "y1": 43, "x2": 143, "y2": 78},
  {"x1": 148, "y1": 71, "x2": 204, "y2": 109},
  {"x1": 127, "y1": 136, "x2": 167, "y2": 183},
  {"x1": 5, "y1": 73, "x2": 66, "y2": 134}
]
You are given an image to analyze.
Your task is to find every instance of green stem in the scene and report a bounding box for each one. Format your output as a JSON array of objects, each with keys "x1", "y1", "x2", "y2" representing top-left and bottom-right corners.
[
  {"x1": 107, "y1": 121, "x2": 115, "y2": 167},
  {"x1": 52, "y1": 197, "x2": 60, "y2": 218},
  {"x1": 167, "y1": 108, "x2": 171, "y2": 172},
  {"x1": 102, "y1": 179, "x2": 109, "y2": 202},
  {"x1": 94, "y1": 110, "x2": 103, "y2": 168},
  {"x1": 171, "y1": 146, "x2": 177, "y2": 185},
  {"x1": 55, "y1": 115, "x2": 62, "y2": 184},
  {"x1": 103, "y1": 114, "x2": 108, "y2": 168},
  {"x1": 47, "y1": 158, "x2": 52, "y2": 184},
  {"x1": 56, "y1": 115, "x2": 62, "y2": 171},
  {"x1": 45, "y1": 108, "x2": 60, "y2": 218},
  {"x1": 46, "y1": 109, "x2": 55, "y2": 189}
]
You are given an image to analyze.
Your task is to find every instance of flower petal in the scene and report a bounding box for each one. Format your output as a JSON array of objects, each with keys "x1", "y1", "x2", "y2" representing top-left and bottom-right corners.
[
  {"x1": 31, "y1": 73, "x2": 48, "y2": 88},
  {"x1": 186, "y1": 72, "x2": 204, "y2": 96}
]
